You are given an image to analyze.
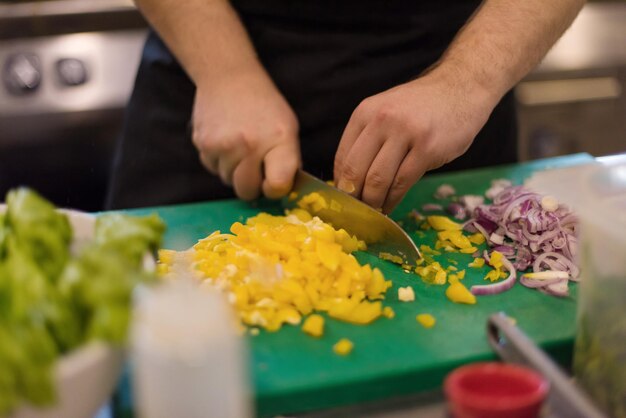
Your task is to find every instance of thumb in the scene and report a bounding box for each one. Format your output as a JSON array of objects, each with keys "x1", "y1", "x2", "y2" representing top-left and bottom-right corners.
[{"x1": 262, "y1": 142, "x2": 301, "y2": 199}]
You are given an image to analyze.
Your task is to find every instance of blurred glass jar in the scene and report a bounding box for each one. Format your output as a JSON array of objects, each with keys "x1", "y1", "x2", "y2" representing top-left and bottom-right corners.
[
  {"x1": 131, "y1": 278, "x2": 252, "y2": 418},
  {"x1": 527, "y1": 156, "x2": 626, "y2": 418}
]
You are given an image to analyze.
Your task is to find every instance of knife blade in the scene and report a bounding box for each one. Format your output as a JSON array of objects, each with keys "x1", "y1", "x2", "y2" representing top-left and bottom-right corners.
[{"x1": 286, "y1": 170, "x2": 421, "y2": 265}]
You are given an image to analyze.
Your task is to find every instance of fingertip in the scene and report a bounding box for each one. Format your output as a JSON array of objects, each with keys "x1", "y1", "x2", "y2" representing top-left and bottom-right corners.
[
  {"x1": 336, "y1": 178, "x2": 356, "y2": 195},
  {"x1": 232, "y1": 158, "x2": 263, "y2": 201},
  {"x1": 263, "y1": 145, "x2": 300, "y2": 199},
  {"x1": 262, "y1": 178, "x2": 293, "y2": 199}
]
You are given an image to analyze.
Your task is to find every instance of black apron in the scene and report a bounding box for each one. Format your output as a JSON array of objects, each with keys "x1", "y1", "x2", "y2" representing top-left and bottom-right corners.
[{"x1": 106, "y1": 0, "x2": 518, "y2": 210}]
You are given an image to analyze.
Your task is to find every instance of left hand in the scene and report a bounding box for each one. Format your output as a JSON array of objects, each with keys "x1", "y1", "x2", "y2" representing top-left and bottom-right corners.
[{"x1": 334, "y1": 70, "x2": 497, "y2": 214}]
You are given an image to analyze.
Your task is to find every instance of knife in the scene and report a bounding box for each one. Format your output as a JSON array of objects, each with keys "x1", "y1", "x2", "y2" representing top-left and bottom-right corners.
[{"x1": 286, "y1": 170, "x2": 421, "y2": 265}]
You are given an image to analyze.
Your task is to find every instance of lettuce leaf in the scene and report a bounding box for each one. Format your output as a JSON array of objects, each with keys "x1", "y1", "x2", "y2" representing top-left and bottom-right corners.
[{"x1": 0, "y1": 189, "x2": 165, "y2": 415}]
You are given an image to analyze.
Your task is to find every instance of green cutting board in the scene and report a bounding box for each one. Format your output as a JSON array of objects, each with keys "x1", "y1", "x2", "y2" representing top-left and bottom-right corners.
[{"x1": 119, "y1": 153, "x2": 593, "y2": 417}]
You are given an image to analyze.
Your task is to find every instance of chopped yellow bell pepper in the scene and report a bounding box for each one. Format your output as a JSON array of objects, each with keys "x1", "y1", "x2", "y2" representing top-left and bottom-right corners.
[
  {"x1": 426, "y1": 216, "x2": 462, "y2": 231},
  {"x1": 159, "y1": 194, "x2": 390, "y2": 333},
  {"x1": 468, "y1": 257, "x2": 485, "y2": 268},
  {"x1": 483, "y1": 250, "x2": 507, "y2": 282},
  {"x1": 382, "y1": 306, "x2": 395, "y2": 319},
  {"x1": 445, "y1": 281, "x2": 477, "y2": 304},
  {"x1": 333, "y1": 338, "x2": 354, "y2": 356},
  {"x1": 302, "y1": 314, "x2": 325, "y2": 337},
  {"x1": 297, "y1": 192, "x2": 328, "y2": 213},
  {"x1": 468, "y1": 233, "x2": 486, "y2": 245},
  {"x1": 379, "y1": 252, "x2": 404, "y2": 265},
  {"x1": 416, "y1": 314, "x2": 436, "y2": 328},
  {"x1": 420, "y1": 244, "x2": 442, "y2": 256}
]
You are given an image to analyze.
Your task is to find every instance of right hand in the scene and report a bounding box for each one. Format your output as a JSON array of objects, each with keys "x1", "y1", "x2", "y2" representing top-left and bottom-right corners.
[{"x1": 191, "y1": 69, "x2": 301, "y2": 200}]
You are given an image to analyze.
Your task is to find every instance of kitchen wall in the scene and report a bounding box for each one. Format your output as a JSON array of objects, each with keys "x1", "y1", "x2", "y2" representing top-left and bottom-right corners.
[{"x1": 516, "y1": 2, "x2": 626, "y2": 160}]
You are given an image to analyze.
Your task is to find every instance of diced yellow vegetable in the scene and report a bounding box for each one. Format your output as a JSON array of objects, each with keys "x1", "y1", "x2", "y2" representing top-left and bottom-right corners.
[
  {"x1": 302, "y1": 314, "x2": 325, "y2": 337},
  {"x1": 416, "y1": 314, "x2": 436, "y2": 328},
  {"x1": 297, "y1": 192, "x2": 329, "y2": 213},
  {"x1": 445, "y1": 281, "x2": 477, "y2": 304},
  {"x1": 382, "y1": 306, "x2": 395, "y2": 319},
  {"x1": 434, "y1": 269, "x2": 447, "y2": 285},
  {"x1": 468, "y1": 258, "x2": 485, "y2": 268},
  {"x1": 484, "y1": 270, "x2": 501, "y2": 282},
  {"x1": 437, "y1": 230, "x2": 472, "y2": 249},
  {"x1": 333, "y1": 338, "x2": 354, "y2": 356},
  {"x1": 158, "y1": 193, "x2": 389, "y2": 333},
  {"x1": 379, "y1": 252, "x2": 404, "y2": 265},
  {"x1": 415, "y1": 262, "x2": 448, "y2": 286},
  {"x1": 157, "y1": 249, "x2": 176, "y2": 265},
  {"x1": 457, "y1": 270, "x2": 466, "y2": 280},
  {"x1": 420, "y1": 244, "x2": 440, "y2": 255},
  {"x1": 426, "y1": 216, "x2": 462, "y2": 231},
  {"x1": 469, "y1": 233, "x2": 486, "y2": 245},
  {"x1": 156, "y1": 263, "x2": 169, "y2": 275},
  {"x1": 490, "y1": 251, "x2": 504, "y2": 268},
  {"x1": 482, "y1": 251, "x2": 507, "y2": 282}
]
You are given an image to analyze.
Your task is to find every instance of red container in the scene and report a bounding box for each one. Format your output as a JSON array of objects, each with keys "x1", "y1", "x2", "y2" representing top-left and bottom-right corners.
[{"x1": 444, "y1": 362, "x2": 549, "y2": 418}]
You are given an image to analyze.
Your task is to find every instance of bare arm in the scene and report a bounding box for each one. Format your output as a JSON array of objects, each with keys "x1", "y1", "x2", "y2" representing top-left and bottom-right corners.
[
  {"x1": 335, "y1": 0, "x2": 585, "y2": 213},
  {"x1": 134, "y1": 0, "x2": 260, "y2": 87},
  {"x1": 134, "y1": 0, "x2": 300, "y2": 200},
  {"x1": 435, "y1": 0, "x2": 586, "y2": 105}
]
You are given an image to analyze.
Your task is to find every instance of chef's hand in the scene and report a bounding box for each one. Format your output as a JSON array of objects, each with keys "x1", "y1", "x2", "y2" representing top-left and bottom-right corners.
[
  {"x1": 334, "y1": 70, "x2": 497, "y2": 214},
  {"x1": 191, "y1": 70, "x2": 301, "y2": 200}
]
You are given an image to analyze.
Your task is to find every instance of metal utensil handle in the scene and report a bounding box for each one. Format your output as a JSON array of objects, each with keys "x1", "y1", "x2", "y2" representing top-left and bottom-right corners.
[{"x1": 487, "y1": 312, "x2": 607, "y2": 418}]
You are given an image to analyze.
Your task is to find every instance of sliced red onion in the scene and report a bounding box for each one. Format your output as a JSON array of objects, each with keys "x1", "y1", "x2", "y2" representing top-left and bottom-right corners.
[
  {"x1": 520, "y1": 276, "x2": 565, "y2": 288},
  {"x1": 492, "y1": 245, "x2": 515, "y2": 257},
  {"x1": 460, "y1": 195, "x2": 484, "y2": 214},
  {"x1": 490, "y1": 233, "x2": 504, "y2": 245},
  {"x1": 536, "y1": 228, "x2": 562, "y2": 246},
  {"x1": 422, "y1": 203, "x2": 443, "y2": 211},
  {"x1": 475, "y1": 205, "x2": 500, "y2": 224},
  {"x1": 533, "y1": 251, "x2": 580, "y2": 279},
  {"x1": 471, "y1": 257, "x2": 517, "y2": 296},
  {"x1": 538, "y1": 279, "x2": 569, "y2": 297},
  {"x1": 520, "y1": 270, "x2": 569, "y2": 291},
  {"x1": 446, "y1": 202, "x2": 467, "y2": 220},
  {"x1": 522, "y1": 270, "x2": 569, "y2": 280},
  {"x1": 462, "y1": 184, "x2": 580, "y2": 298},
  {"x1": 409, "y1": 209, "x2": 424, "y2": 221},
  {"x1": 487, "y1": 179, "x2": 514, "y2": 201},
  {"x1": 435, "y1": 184, "x2": 456, "y2": 199}
]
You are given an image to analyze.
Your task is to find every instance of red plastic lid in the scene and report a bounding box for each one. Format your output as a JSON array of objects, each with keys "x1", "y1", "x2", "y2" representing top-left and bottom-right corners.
[{"x1": 444, "y1": 362, "x2": 550, "y2": 418}]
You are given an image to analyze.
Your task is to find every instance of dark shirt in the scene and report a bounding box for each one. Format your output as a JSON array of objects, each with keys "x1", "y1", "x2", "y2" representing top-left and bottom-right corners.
[{"x1": 106, "y1": 1, "x2": 517, "y2": 209}]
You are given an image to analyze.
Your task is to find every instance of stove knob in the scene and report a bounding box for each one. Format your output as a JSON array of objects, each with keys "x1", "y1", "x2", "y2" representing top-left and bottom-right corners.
[
  {"x1": 56, "y1": 58, "x2": 88, "y2": 87},
  {"x1": 3, "y1": 53, "x2": 42, "y2": 94}
]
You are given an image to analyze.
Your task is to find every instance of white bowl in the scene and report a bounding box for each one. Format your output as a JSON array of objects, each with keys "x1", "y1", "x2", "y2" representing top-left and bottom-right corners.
[
  {"x1": 10, "y1": 344, "x2": 124, "y2": 418},
  {"x1": 1, "y1": 206, "x2": 126, "y2": 418}
]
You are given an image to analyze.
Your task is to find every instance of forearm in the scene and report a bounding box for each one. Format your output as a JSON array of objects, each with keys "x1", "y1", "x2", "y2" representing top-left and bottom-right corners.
[
  {"x1": 432, "y1": 0, "x2": 585, "y2": 103},
  {"x1": 134, "y1": 0, "x2": 264, "y2": 87}
]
